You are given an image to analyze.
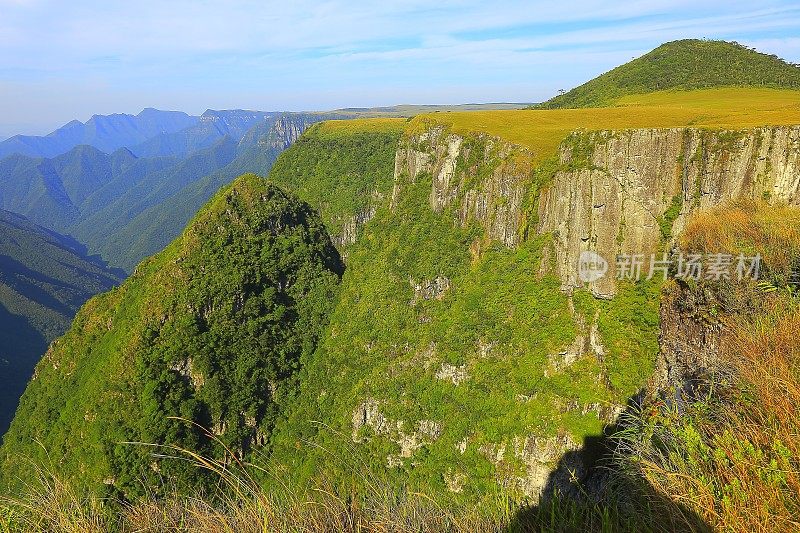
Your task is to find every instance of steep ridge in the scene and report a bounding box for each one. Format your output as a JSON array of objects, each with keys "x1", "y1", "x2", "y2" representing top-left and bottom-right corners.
[
  {"x1": 0, "y1": 114, "x2": 338, "y2": 431},
  {"x1": 0, "y1": 210, "x2": 121, "y2": 436},
  {"x1": 0, "y1": 175, "x2": 343, "y2": 498},
  {"x1": 539, "y1": 39, "x2": 800, "y2": 109},
  {"x1": 0, "y1": 109, "x2": 198, "y2": 159},
  {"x1": 101, "y1": 113, "x2": 345, "y2": 271}
]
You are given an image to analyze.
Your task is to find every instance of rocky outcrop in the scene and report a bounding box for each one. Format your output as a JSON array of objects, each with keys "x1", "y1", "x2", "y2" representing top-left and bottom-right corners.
[
  {"x1": 478, "y1": 434, "x2": 582, "y2": 498},
  {"x1": 410, "y1": 276, "x2": 451, "y2": 303},
  {"x1": 547, "y1": 298, "x2": 607, "y2": 376},
  {"x1": 258, "y1": 114, "x2": 321, "y2": 151},
  {"x1": 335, "y1": 203, "x2": 378, "y2": 249},
  {"x1": 392, "y1": 125, "x2": 535, "y2": 246},
  {"x1": 435, "y1": 363, "x2": 467, "y2": 385},
  {"x1": 539, "y1": 127, "x2": 800, "y2": 297},
  {"x1": 352, "y1": 399, "x2": 443, "y2": 466}
]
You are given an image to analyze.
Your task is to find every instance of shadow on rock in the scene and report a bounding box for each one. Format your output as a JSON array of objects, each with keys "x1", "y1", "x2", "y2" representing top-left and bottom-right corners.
[{"x1": 506, "y1": 393, "x2": 711, "y2": 533}]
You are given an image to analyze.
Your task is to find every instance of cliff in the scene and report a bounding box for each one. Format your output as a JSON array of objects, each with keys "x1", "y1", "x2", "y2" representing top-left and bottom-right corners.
[
  {"x1": 539, "y1": 127, "x2": 800, "y2": 297},
  {"x1": 278, "y1": 120, "x2": 800, "y2": 502}
]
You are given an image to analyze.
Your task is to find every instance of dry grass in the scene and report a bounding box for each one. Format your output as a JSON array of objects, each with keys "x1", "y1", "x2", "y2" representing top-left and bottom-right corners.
[
  {"x1": 629, "y1": 304, "x2": 800, "y2": 533},
  {"x1": 408, "y1": 88, "x2": 800, "y2": 162},
  {"x1": 615, "y1": 202, "x2": 800, "y2": 532},
  {"x1": 0, "y1": 462, "x2": 107, "y2": 533},
  {"x1": 0, "y1": 425, "x2": 516, "y2": 533},
  {"x1": 0, "y1": 471, "x2": 511, "y2": 533},
  {"x1": 680, "y1": 200, "x2": 800, "y2": 283}
]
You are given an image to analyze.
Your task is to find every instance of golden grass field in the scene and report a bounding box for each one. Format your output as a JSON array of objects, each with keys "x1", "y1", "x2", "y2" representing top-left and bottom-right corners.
[
  {"x1": 417, "y1": 88, "x2": 800, "y2": 161},
  {"x1": 319, "y1": 88, "x2": 800, "y2": 163},
  {"x1": 313, "y1": 117, "x2": 408, "y2": 137}
]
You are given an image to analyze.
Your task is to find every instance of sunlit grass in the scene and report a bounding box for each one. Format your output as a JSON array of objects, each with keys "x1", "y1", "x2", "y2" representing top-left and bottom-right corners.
[
  {"x1": 407, "y1": 88, "x2": 800, "y2": 163},
  {"x1": 616, "y1": 202, "x2": 800, "y2": 533},
  {"x1": 680, "y1": 200, "x2": 800, "y2": 284},
  {"x1": 314, "y1": 117, "x2": 408, "y2": 137}
]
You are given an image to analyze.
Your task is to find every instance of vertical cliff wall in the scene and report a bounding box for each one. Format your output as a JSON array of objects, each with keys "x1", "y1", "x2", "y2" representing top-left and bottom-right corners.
[
  {"x1": 392, "y1": 124, "x2": 535, "y2": 247},
  {"x1": 539, "y1": 127, "x2": 800, "y2": 297}
]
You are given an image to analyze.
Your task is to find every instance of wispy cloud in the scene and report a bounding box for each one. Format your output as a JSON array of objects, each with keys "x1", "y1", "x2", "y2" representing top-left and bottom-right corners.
[{"x1": 1, "y1": 0, "x2": 799, "y2": 137}]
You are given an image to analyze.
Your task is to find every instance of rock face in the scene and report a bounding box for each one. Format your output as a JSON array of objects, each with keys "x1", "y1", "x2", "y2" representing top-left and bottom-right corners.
[
  {"x1": 651, "y1": 280, "x2": 731, "y2": 401},
  {"x1": 351, "y1": 399, "x2": 443, "y2": 466},
  {"x1": 539, "y1": 127, "x2": 800, "y2": 297},
  {"x1": 394, "y1": 125, "x2": 800, "y2": 298},
  {"x1": 334, "y1": 198, "x2": 381, "y2": 250},
  {"x1": 392, "y1": 125, "x2": 534, "y2": 246},
  {"x1": 261, "y1": 114, "x2": 320, "y2": 151}
]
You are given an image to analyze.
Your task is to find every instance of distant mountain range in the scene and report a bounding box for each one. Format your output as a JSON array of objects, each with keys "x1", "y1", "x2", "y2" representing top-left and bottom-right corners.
[
  {"x1": 0, "y1": 209, "x2": 121, "y2": 436},
  {"x1": 0, "y1": 108, "x2": 199, "y2": 159},
  {"x1": 0, "y1": 111, "x2": 340, "y2": 272}
]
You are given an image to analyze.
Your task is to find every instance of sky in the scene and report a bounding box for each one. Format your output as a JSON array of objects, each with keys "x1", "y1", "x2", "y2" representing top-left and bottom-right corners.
[{"x1": 1, "y1": 0, "x2": 800, "y2": 139}]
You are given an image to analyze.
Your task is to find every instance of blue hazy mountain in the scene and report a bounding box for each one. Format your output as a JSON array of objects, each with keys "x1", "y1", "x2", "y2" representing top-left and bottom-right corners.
[
  {"x1": 0, "y1": 109, "x2": 200, "y2": 160},
  {"x1": 0, "y1": 112, "x2": 336, "y2": 272},
  {"x1": 130, "y1": 110, "x2": 275, "y2": 158}
]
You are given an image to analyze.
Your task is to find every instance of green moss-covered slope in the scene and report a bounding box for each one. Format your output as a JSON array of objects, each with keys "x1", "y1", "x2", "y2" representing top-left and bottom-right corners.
[
  {"x1": 266, "y1": 121, "x2": 403, "y2": 246},
  {"x1": 0, "y1": 174, "x2": 343, "y2": 499}
]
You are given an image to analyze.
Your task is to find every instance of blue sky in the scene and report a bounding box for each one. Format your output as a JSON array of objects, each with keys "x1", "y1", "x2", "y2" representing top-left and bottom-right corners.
[{"x1": 1, "y1": 0, "x2": 800, "y2": 139}]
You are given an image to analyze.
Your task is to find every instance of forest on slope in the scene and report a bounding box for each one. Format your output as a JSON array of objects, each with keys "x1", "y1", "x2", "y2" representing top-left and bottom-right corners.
[{"x1": 537, "y1": 39, "x2": 800, "y2": 108}]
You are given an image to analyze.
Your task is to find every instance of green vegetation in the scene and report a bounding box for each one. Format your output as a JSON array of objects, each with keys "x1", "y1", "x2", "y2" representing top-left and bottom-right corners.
[
  {"x1": 538, "y1": 39, "x2": 800, "y2": 109},
  {"x1": 657, "y1": 194, "x2": 684, "y2": 240},
  {"x1": 0, "y1": 210, "x2": 121, "y2": 437},
  {"x1": 266, "y1": 120, "x2": 403, "y2": 241},
  {"x1": 0, "y1": 175, "x2": 343, "y2": 500},
  {"x1": 265, "y1": 129, "x2": 661, "y2": 505}
]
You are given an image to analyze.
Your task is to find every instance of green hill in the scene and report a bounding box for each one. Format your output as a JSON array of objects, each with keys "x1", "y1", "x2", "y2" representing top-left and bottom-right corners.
[
  {"x1": 539, "y1": 39, "x2": 800, "y2": 109},
  {"x1": 0, "y1": 175, "x2": 343, "y2": 499},
  {"x1": 0, "y1": 210, "x2": 121, "y2": 437}
]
